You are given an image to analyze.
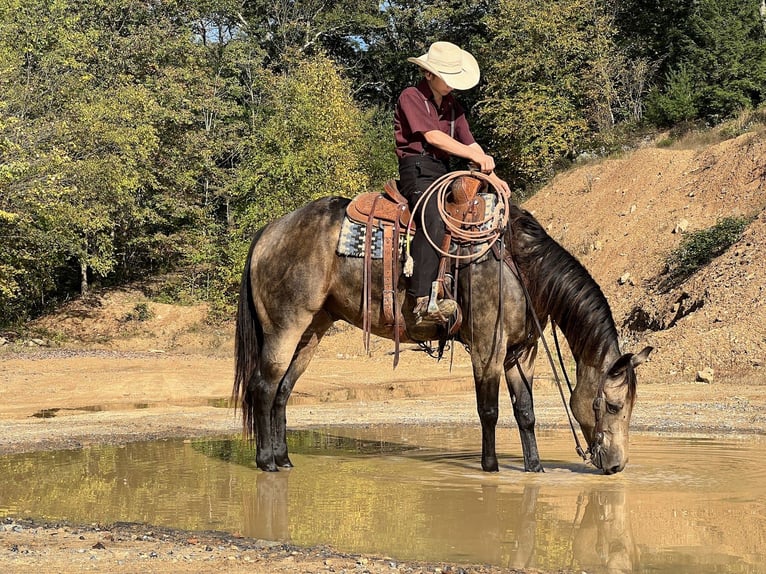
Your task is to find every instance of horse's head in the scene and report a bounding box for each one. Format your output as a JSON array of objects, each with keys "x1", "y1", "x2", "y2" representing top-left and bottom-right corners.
[{"x1": 571, "y1": 347, "x2": 653, "y2": 474}]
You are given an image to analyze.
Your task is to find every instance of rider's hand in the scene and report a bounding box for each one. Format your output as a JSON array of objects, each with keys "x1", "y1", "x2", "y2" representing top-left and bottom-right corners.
[
  {"x1": 487, "y1": 171, "x2": 512, "y2": 197},
  {"x1": 475, "y1": 153, "x2": 496, "y2": 174}
]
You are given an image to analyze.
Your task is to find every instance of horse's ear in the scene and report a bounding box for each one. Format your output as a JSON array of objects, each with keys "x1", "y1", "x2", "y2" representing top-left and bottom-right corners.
[
  {"x1": 608, "y1": 346, "x2": 653, "y2": 377},
  {"x1": 608, "y1": 353, "x2": 634, "y2": 377},
  {"x1": 631, "y1": 346, "x2": 653, "y2": 368}
]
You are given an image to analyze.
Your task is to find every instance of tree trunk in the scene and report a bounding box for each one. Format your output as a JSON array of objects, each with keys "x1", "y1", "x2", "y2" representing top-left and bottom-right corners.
[{"x1": 80, "y1": 260, "x2": 89, "y2": 297}]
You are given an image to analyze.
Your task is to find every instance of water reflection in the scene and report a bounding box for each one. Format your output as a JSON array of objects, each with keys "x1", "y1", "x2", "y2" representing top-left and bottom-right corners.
[
  {"x1": 0, "y1": 428, "x2": 763, "y2": 573},
  {"x1": 507, "y1": 484, "x2": 538, "y2": 569},
  {"x1": 246, "y1": 472, "x2": 290, "y2": 541},
  {"x1": 573, "y1": 489, "x2": 638, "y2": 574}
]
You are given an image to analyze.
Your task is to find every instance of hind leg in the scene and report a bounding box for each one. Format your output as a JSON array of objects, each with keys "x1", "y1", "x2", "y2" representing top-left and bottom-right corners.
[
  {"x1": 254, "y1": 327, "x2": 309, "y2": 472},
  {"x1": 271, "y1": 312, "x2": 334, "y2": 468},
  {"x1": 506, "y1": 345, "x2": 544, "y2": 472}
]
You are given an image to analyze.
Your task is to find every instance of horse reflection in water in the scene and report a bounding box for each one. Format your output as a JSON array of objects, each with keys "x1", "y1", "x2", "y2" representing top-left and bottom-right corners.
[
  {"x1": 244, "y1": 472, "x2": 290, "y2": 541},
  {"x1": 243, "y1": 470, "x2": 638, "y2": 573},
  {"x1": 473, "y1": 483, "x2": 637, "y2": 572},
  {"x1": 572, "y1": 489, "x2": 640, "y2": 573},
  {"x1": 234, "y1": 197, "x2": 652, "y2": 473}
]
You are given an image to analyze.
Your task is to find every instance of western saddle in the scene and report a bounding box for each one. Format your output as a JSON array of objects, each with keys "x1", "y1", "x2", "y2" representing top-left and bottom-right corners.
[{"x1": 346, "y1": 175, "x2": 487, "y2": 365}]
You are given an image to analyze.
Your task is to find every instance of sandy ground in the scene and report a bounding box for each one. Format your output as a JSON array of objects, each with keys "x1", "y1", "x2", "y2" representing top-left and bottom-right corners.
[{"x1": 1, "y1": 341, "x2": 765, "y2": 573}]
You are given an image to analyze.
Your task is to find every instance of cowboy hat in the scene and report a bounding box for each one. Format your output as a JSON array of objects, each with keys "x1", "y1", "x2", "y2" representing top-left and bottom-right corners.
[{"x1": 407, "y1": 41, "x2": 480, "y2": 90}]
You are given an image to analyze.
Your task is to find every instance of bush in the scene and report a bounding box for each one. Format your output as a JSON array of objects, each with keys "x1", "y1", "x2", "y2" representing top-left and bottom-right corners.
[
  {"x1": 659, "y1": 216, "x2": 751, "y2": 291},
  {"x1": 123, "y1": 302, "x2": 154, "y2": 322}
]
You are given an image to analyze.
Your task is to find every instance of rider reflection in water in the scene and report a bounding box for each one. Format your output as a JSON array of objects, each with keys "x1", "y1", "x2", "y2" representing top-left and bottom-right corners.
[{"x1": 394, "y1": 41, "x2": 511, "y2": 325}]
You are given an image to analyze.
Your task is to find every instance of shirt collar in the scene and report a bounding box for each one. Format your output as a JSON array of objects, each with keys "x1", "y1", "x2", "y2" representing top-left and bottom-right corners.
[{"x1": 416, "y1": 79, "x2": 452, "y2": 110}]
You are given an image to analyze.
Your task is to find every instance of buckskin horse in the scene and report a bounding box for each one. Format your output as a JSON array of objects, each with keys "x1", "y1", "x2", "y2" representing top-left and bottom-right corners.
[{"x1": 233, "y1": 182, "x2": 652, "y2": 474}]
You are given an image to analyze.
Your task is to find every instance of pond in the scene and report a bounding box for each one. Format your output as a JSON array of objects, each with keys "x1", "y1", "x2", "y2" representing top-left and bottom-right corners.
[{"x1": 0, "y1": 426, "x2": 764, "y2": 573}]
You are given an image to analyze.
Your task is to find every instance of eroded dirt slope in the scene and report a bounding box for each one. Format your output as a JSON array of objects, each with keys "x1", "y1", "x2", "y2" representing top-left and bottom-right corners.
[{"x1": 525, "y1": 132, "x2": 766, "y2": 382}]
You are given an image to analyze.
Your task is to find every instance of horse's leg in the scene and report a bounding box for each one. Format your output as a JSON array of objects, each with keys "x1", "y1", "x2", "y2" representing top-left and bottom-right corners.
[
  {"x1": 254, "y1": 326, "x2": 308, "y2": 472},
  {"x1": 271, "y1": 311, "x2": 334, "y2": 468},
  {"x1": 473, "y1": 360, "x2": 503, "y2": 472},
  {"x1": 505, "y1": 345, "x2": 544, "y2": 472}
]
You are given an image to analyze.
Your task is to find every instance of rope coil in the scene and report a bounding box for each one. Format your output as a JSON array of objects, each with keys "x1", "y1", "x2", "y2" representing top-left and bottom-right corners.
[{"x1": 405, "y1": 170, "x2": 511, "y2": 271}]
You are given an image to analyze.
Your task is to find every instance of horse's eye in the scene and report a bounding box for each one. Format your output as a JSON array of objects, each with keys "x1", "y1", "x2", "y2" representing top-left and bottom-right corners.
[{"x1": 606, "y1": 402, "x2": 622, "y2": 415}]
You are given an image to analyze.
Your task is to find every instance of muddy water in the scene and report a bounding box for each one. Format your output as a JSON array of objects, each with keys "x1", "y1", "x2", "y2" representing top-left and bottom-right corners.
[{"x1": 0, "y1": 426, "x2": 764, "y2": 573}]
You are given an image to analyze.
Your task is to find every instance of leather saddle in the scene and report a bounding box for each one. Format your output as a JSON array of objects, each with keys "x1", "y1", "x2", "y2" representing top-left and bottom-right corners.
[
  {"x1": 346, "y1": 180, "x2": 411, "y2": 363},
  {"x1": 346, "y1": 180, "x2": 412, "y2": 228},
  {"x1": 345, "y1": 175, "x2": 489, "y2": 366},
  {"x1": 444, "y1": 174, "x2": 486, "y2": 225}
]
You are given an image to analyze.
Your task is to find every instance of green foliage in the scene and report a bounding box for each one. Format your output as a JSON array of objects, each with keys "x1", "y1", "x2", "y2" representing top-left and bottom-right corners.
[
  {"x1": 646, "y1": 65, "x2": 699, "y2": 125},
  {"x1": 234, "y1": 54, "x2": 373, "y2": 232},
  {"x1": 485, "y1": 88, "x2": 588, "y2": 183},
  {"x1": 660, "y1": 216, "x2": 752, "y2": 291},
  {"x1": 123, "y1": 302, "x2": 155, "y2": 322},
  {"x1": 479, "y1": 0, "x2": 625, "y2": 186},
  {"x1": 631, "y1": 0, "x2": 766, "y2": 127}
]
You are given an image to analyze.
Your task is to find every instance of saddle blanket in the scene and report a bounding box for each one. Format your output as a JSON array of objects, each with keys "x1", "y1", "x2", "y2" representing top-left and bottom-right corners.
[{"x1": 336, "y1": 217, "x2": 408, "y2": 259}]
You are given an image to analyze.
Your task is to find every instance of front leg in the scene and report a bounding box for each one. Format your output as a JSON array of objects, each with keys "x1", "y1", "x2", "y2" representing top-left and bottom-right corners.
[
  {"x1": 506, "y1": 346, "x2": 544, "y2": 472},
  {"x1": 474, "y1": 370, "x2": 501, "y2": 472}
]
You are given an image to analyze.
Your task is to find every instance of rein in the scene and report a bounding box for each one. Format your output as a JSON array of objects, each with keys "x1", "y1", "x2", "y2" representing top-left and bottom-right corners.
[
  {"x1": 504, "y1": 252, "x2": 589, "y2": 461},
  {"x1": 552, "y1": 323, "x2": 607, "y2": 456}
]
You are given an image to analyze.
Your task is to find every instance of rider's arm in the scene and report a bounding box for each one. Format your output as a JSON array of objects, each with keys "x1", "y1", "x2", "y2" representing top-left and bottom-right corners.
[
  {"x1": 423, "y1": 130, "x2": 495, "y2": 171},
  {"x1": 424, "y1": 132, "x2": 512, "y2": 196}
]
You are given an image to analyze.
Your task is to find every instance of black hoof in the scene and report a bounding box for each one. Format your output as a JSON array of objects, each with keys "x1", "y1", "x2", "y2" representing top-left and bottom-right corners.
[{"x1": 257, "y1": 461, "x2": 279, "y2": 472}]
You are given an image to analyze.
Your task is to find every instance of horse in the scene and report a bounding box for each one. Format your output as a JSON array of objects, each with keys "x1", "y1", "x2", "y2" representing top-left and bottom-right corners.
[{"x1": 233, "y1": 195, "x2": 652, "y2": 474}]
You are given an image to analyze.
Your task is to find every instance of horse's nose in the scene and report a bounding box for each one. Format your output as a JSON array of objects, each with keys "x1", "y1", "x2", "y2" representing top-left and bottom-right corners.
[{"x1": 604, "y1": 464, "x2": 623, "y2": 475}]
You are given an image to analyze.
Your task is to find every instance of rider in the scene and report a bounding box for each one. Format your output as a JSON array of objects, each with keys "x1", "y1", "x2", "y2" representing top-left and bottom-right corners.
[{"x1": 394, "y1": 41, "x2": 511, "y2": 325}]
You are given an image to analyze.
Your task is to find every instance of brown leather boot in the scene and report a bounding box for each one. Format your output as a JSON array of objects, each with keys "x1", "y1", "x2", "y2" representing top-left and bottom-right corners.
[{"x1": 413, "y1": 296, "x2": 458, "y2": 326}]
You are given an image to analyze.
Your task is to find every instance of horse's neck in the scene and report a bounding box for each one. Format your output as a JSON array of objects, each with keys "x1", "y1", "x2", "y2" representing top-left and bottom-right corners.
[{"x1": 555, "y1": 315, "x2": 620, "y2": 372}]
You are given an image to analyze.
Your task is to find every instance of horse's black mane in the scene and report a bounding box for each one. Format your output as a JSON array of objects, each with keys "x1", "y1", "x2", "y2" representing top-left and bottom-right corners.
[{"x1": 507, "y1": 205, "x2": 620, "y2": 367}]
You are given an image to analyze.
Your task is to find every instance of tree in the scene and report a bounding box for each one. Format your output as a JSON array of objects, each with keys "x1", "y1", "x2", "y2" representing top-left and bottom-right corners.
[
  {"x1": 479, "y1": 0, "x2": 629, "y2": 186},
  {"x1": 0, "y1": 0, "x2": 239, "y2": 318},
  {"x1": 233, "y1": 54, "x2": 374, "y2": 233},
  {"x1": 618, "y1": 0, "x2": 766, "y2": 126},
  {"x1": 239, "y1": 0, "x2": 383, "y2": 69}
]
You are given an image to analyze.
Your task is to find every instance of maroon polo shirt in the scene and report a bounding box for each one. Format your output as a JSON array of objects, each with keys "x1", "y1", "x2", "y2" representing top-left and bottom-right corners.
[{"x1": 394, "y1": 79, "x2": 475, "y2": 161}]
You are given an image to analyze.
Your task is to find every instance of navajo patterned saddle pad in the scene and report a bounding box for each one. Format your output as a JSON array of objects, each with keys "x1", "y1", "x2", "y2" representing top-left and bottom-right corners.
[{"x1": 336, "y1": 216, "x2": 409, "y2": 259}]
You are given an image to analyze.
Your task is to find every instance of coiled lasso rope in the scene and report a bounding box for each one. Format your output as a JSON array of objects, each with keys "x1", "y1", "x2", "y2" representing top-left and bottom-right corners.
[{"x1": 404, "y1": 170, "x2": 511, "y2": 275}]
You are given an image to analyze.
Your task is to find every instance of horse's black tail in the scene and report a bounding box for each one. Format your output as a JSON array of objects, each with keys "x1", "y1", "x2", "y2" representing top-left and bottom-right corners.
[{"x1": 232, "y1": 229, "x2": 265, "y2": 441}]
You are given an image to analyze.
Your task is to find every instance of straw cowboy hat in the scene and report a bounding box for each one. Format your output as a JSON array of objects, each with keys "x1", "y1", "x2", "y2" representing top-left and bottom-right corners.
[{"x1": 407, "y1": 41, "x2": 480, "y2": 90}]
